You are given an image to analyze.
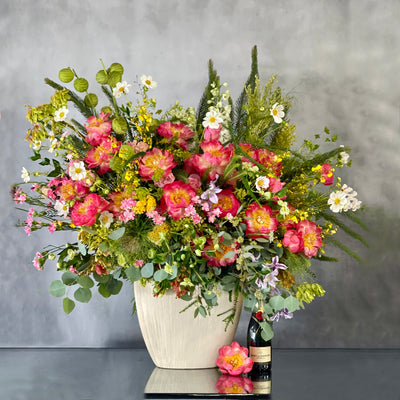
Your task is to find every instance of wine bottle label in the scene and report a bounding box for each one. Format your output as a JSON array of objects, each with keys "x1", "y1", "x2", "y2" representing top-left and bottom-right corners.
[
  {"x1": 249, "y1": 346, "x2": 271, "y2": 363},
  {"x1": 251, "y1": 379, "x2": 271, "y2": 394}
]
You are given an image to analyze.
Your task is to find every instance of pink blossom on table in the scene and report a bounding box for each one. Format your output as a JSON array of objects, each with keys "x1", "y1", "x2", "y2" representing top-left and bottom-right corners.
[
  {"x1": 70, "y1": 193, "x2": 109, "y2": 226},
  {"x1": 48, "y1": 222, "x2": 56, "y2": 233},
  {"x1": 69, "y1": 266, "x2": 78, "y2": 274},
  {"x1": 204, "y1": 125, "x2": 221, "y2": 141},
  {"x1": 85, "y1": 137, "x2": 121, "y2": 174},
  {"x1": 24, "y1": 226, "x2": 31, "y2": 236},
  {"x1": 33, "y1": 252, "x2": 43, "y2": 270},
  {"x1": 215, "y1": 341, "x2": 254, "y2": 376},
  {"x1": 320, "y1": 163, "x2": 334, "y2": 185},
  {"x1": 215, "y1": 374, "x2": 253, "y2": 394},
  {"x1": 154, "y1": 172, "x2": 175, "y2": 188},
  {"x1": 84, "y1": 112, "x2": 112, "y2": 146},
  {"x1": 297, "y1": 220, "x2": 322, "y2": 257},
  {"x1": 212, "y1": 189, "x2": 240, "y2": 218},
  {"x1": 128, "y1": 140, "x2": 149, "y2": 153},
  {"x1": 161, "y1": 180, "x2": 196, "y2": 220},
  {"x1": 25, "y1": 216, "x2": 33, "y2": 227},
  {"x1": 138, "y1": 148, "x2": 177, "y2": 181},
  {"x1": 245, "y1": 203, "x2": 278, "y2": 238}
]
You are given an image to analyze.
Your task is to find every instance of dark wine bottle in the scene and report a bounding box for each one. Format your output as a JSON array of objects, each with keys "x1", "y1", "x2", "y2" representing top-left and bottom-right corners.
[{"x1": 247, "y1": 311, "x2": 272, "y2": 376}]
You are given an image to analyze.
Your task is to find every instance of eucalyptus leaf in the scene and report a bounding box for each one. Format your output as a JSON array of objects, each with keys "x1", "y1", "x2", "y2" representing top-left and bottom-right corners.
[
  {"x1": 198, "y1": 305, "x2": 207, "y2": 318},
  {"x1": 107, "y1": 279, "x2": 123, "y2": 295},
  {"x1": 108, "y1": 227, "x2": 125, "y2": 240},
  {"x1": 141, "y1": 263, "x2": 154, "y2": 279},
  {"x1": 77, "y1": 241, "x2": 87, "y2": 256},
  {"x1": 63, "y1": 297, "x2": 75, "y2": 314},
  {"x1": 74, "y1": 287, "x2": 92, "y2": 303},
  {"x1": 223, "y1": 251, "x2": 236, "y2": 259},
  {"x1": 77, "y1": 275, "x2": 94, "y2": 289},
  {"x1": 260, "y1": 321, "x2": 274, "y2": 341},
  {"x1": 284, "y1": 296, "x2": 300, "y2": 312},
  {"x1": 125, "y1": 266, "x2": 142, "y2": 282},
  {"x1": 269, "y1": 295, "x2": 284, "y2": 311},
  {"x1": 62, "y1": 271, "x2": 78, "y2": 286},
  {"x1": 98, "y1": 284, "x2": 111, "y2": 298},
  {"x1": 49, "y1": 280, "x2": 66, "y2": 297},
  {"x1": 154, "y1": 269, "x2": 168, "y2": 282},
  {"x1": 93, "y1": 273, "x2": 111, "y2": 283}
]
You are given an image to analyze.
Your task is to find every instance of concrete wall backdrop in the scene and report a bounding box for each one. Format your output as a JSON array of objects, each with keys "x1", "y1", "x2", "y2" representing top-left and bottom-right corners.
[{"x1": 0, "y1": 0, "x2": 399, "y2": 348}]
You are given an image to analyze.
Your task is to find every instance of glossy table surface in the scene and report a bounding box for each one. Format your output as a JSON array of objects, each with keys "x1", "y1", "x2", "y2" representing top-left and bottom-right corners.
[{"x1": 1, "y1": 348, "x2": 399, "y2": 399}]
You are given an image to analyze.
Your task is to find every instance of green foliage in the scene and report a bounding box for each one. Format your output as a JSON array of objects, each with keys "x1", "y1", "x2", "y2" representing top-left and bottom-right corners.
[{"x1": 49, "y1": 280, "x2": 66, "y2": 297}]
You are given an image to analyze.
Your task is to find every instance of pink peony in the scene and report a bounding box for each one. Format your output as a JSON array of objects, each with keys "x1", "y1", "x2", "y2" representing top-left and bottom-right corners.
[
  {"x1": 128, "y1": 139, "x2": 149, "y2": 154},
  {"x1": 255, "y1": 148, "x2": 283, "y2": 176},
  {"x1": 187, "y1": 174, "x2": 202, "y2": 190},
  {"x1": 215, "y1": 374, "x2": 253, "y2": 394},
  {"x1": 138, "y1": 148, "x2": 177, "y2": 181},
  {"x1": 204, "y1": 125, "x2": 221, "y2": 141},
  {"x1": 157, "y1": 122, "x2": 195, "y2": 149},
  {"x1": 216, "y1": 341, "x2": 254, "y2": 376},
  {"x1": 55, "y1": 177, "x2": 89, "y2": 201},
  {"x1": 212, "y1": 189, "x2": 240, "y2": 218},
  {"x1": 320, "y1": 163, "x2": 334, "y2": 186},
  {"x1": 239, "y1": 142, "x2": 256, "y2": 164},
  {"x1": 282, "y1": 229, "x2": 304, "y2": 253},
  {"x1": 297, "y1": 220, "x2": 322, "y2": 257},
  {"x1": 70, "y1": 193, "x2": 108, "y2": 226},
  {"x1": 84, "y1": 112, "x2": 112, "y2": 146},
  {"x1": 85, "y1": 137, "x2": 121, "y2": 174},
  {"x1": 268, "y1": 177, "x2": 285, "y2": 194},
  {"x1": 245, "y1": 203, "x2": 278, "y2": 238},
  {"x1": 161, "y1": 180, "x2": 196, "y2": 220},
  {"x1": 154, "y1": 172, "x2": 175, "y2": 188}
]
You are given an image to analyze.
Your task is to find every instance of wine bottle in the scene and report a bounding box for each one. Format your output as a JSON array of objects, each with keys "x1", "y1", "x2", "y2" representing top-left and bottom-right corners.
[{"x1": 247, "y1": 311, "x2": 272, "y2": 376}]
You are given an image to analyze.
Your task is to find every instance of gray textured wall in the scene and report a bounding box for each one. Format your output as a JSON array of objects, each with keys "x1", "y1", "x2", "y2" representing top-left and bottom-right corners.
[{"x1": 0, "y1": 0, "x2": 399, "y2": 348}]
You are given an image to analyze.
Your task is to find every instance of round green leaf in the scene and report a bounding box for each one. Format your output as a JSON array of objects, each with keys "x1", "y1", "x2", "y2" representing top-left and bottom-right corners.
[
  {"x1": 284, "y1": 296, "x2": 300, "y2": 313},
  {"x1": 74, "y1": 78, "x2": 89, "y2": 92},
  {"x1": 63, "y1": 297, "x2": 75, "y2": 314},
  {"x1": 112, "y1": 116, "x2": 128, "y2": 134},
  {"x1": 269, "y1": 295, "x2": 284, "y2": 312},
  {"x1": 61, "y1": 271, "x2": 78, "y2": 286},
  {"x1": 49, "y1": 280, "x2": 66, "y2": 297},
  {"x1": 125, "y1": 266, "x2": 142, "y2": 283},
  {"x1": 96, "y1": 70, "x2": 108, "y2": 85},
  {"x1": 153, "y1": 269, "x2": 168, "y2": 282},
  {"x1": 106, "y1": 279, "x2": 123, "y2": 295},
  {"x1": 77, "y1": 275, "x2": 94, "y2": 289},
  {"x1": 109, "y1": 62, "x2": 124, "y2": 74},
  {"x1": 107, "y1": 71, "x2": 122, "y2": 87},
  {"x1": 84, "y1": 93, "x2": 98, "y2": 108},
  {"x1": 98, "y1": 284, "x2": 111, "y2": 298},
  {"x1": 58, "y1": 68, "x2": 74, "y2": 83},
  {"x1": 141, "y1": 263, "x2": 154, "y2": 279},
  {"x1": 93, "y1": 273, "x2": 111, "y2": 284},
  {"x1": 74, "y1": 287, "x2": 92, "y2": 303},
  {"x1": 101, "y1": 106, "x2": 113, "y2": 115}
]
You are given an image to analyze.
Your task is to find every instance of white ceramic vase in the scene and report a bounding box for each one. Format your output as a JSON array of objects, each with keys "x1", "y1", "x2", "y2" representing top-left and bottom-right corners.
[{"x1": 134, "y1": 281, "x2": 243, "y2": 369}]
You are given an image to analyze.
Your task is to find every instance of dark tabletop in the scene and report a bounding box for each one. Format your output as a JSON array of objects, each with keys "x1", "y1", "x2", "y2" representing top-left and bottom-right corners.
[{"x1": 1, "y1": 348, "x2": 399, "y2": 400}]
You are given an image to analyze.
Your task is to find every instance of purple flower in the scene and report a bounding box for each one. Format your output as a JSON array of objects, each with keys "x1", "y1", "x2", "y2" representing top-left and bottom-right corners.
[
  {"x1": 270, "y1": 307, "x2": 293, "y2": 322},
  {"x1": 200, "y1": 176, "x2": 222, "y2": 204},
  {"x1": 263, "y1": 256, "x2": 287, "y2": 271}
]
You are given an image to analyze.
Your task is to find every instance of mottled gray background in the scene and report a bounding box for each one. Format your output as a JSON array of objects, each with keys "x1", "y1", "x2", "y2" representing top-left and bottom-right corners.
[{"x1": 0, "y1": 0, "x2": 399, "y2": 348}]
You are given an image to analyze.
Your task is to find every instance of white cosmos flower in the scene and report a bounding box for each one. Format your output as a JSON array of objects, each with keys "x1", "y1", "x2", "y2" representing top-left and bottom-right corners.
[
  {"x1": 69, "y1": 161, "x2": 86, "y2": 181},
  {"x1": 340, "y1": 151, "x2": 350, "y2": 165},
  {"x1": 48, "y1": 138, "x2": 58, "y2": 153},
  {"x1": 255, "y1": 176, "x2": 270, "y2": 191},
  {"x1": 113, "y1": 81, "x2": 132, "y2": 98},
  {"x1": 54, "y1": 106, "x2": 69, "y2": 122},
  {"x1": 202, "y1": 110, "x2": 223, "y2": 129},
  {"x1": 328, "y1": 191, "x2": 347, "y2": 213},
  {"x1": 54, "y1": 200, "x2": 69, "y2": 218},
  {"x1": 32, "y1": 140, "x2": 42, "y2": 150},
  {"x1": 99, "y1": 211, "x2": 114, "y2": 228},
  {"x1": 270, "y1": 103, "x2": 285, "y2": 124},
  {"x1": 21, "y1": 167, "x2": 30, "y2": 183},
  {"x1": 140, "y1": 75, "x2": 157, "y2": 89}
]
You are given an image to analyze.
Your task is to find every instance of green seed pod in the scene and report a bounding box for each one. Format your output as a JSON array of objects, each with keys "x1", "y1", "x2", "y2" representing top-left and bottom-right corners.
[
  {"x1": 108, "y1": 71, "x2": 122, "y2": 88},
  {"x1": 59, "y1": 68, "x2": 74, "y2": 83},
  {"x1": 96, "y1": 70, "x2": 108, "y2": 85},
  {"x1": 74, "y1": 78, "x2": 89, "y2": 92},
  {"x1": 112, "y1": 116, "x2": 128, "y2": 134},
  {"x1": 109, "y1": 63, "x2": 124, "y2": 75},
  {"x1": 101, "y1": 106, "x2": 113, "y2": 115},
  {"x1": 84, "y1": 93, "x2": 98, "y2": 108}
]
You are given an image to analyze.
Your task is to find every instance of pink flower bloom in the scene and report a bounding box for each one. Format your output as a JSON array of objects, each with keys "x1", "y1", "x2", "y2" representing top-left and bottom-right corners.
[
  {"x1": 95, "y1": 264, "x2": 108, "y2": 276},
  {"x1": 85, "y1": 137, "x2": 121, "y2": 174},
  {"x1": 24, "y1": 226, "x2": 31, "y2": 236},
  {"x1": 147, "y1": 210, "x2": 166, "y2": 225},
  {"x1": 138, "y1": 148, "x2": 177, "y2": 181},
  {"x1": 30, "y1": 184, "x2": 39, "y2": 191},
  {"x1": 255, "y1": 148, "x2": 283, "y2": 176},
  {"x1": 216, "y1": 341, "x2": 254, "y2": 376},
  {"x1": 14, "y1": 188, "x2": 27, "y2": 204},
  {"x1": 188, "y1": 174, "x2": 202, "y2": 190},
  {"x1": 135, "y1": 260, "x2": 144, "y2": 267},
  {"x1": 203, "y1": 238, "x2": 239, "y2": 267},
  {"x1": 269, "y1": 177, "x2": 285, "y2": 193},
  {"x1": 26, "y1": 216, "x2": 33, "y2": 227},
  {"x1": 48, "y1": 222, "x2": 56, "y2": 233},
  {"x1": 55, "y1": 177, "x2": 89, "y2": 201},
  {"x1": 320, "y1": 163, "x2": 334, "y2": 185},
  {"x1": 204, "y1": 125, "x2": 221, "y2": 141},
  {"x1": 128, "y1": 140, "x2": 149, "y2": 153},
  {"x1": 297, "y1": 220, "x2": 322, "y2": 257},
  {"x1": 212, "y1": 189, "x2": 240, "y2": 218},
  {"x1": 282, "y1": 229, "x2": 303, "y2": 253},
  {"x1": 245, "y1": 203, "x2": 278, "y2": 238},
  {"x1": 69, "y1": 266, "x2": 78, "y2": 274},
  {"x1": 33, "y1": 252, "x2": 43, "y2": 270},
  {"x1": 84, "y1": 112, "x2": 112, "y2": 146},
  {"x1": 154, "y1": 172, "x2": 175, "y2": 188},
  {"x1": 157, "y1": 121, "x2": 195, "y2": 149},
  {"x1": 192, "y1": 214, "x2": 202, "y2": 224},
  {"x1": 215, "y1": 375, "x2": 253, "y2": 394},
  {"x1": 70, "y1": 193, "x2": 109, "y2": 226},
  {"x1": 161, "y1": 180, "x2": 196, "y2": 220},
  {"x1": 28, "y1": 208, "x2": 34, "y2": 216}
]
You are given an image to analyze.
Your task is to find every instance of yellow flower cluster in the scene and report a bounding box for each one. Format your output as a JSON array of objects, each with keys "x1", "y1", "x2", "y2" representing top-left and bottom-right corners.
[
  {"x1": 295, "y1": 283, "x2": 326, "y2": 304},
  {"x1": 134, "y1": 195, "x2": 157, "y2": 214},
  {"x1": 147, "y1": 222, "x2": 170, "y2": 245}
]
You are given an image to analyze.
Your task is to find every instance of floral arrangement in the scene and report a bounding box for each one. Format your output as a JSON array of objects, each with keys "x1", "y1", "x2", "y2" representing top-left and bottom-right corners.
[{"x1": 13, "y1": 47, "x2": 366, "y2": 340}]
